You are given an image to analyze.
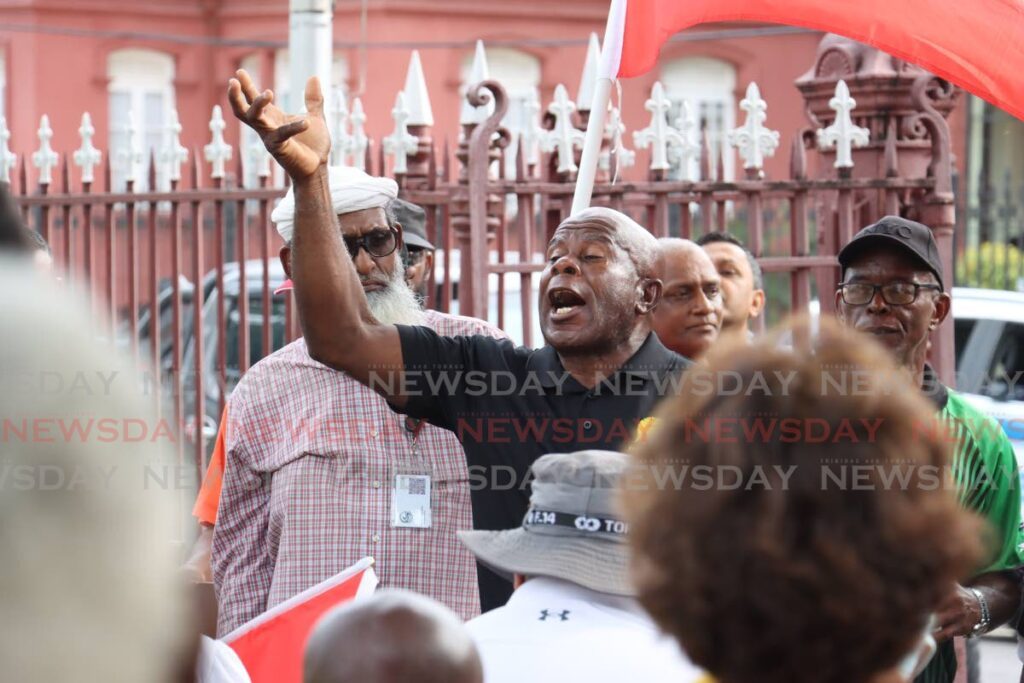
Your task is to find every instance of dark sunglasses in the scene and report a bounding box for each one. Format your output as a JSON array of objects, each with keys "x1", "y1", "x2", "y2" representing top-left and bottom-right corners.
[
  {"x1": 837, "y1": 281, "x2": 941, "y2": 306},
  {"x1": 344, "y1": 227, "x2": 399, "y2": 260}
]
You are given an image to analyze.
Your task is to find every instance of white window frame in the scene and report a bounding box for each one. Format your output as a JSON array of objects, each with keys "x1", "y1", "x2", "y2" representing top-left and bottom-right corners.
[
  {"x1": 107, "y1": 49, "x2": 176, "y2": 192},
  {"x1": 661, "y1": 56, "x2": 737, "y2": 182}
]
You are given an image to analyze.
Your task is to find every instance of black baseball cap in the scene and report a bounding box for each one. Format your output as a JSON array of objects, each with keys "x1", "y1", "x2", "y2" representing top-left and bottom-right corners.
[
  {"x1": 837, "y1": 216, "x2": 944, "y2": 290},
  {"x1": 389, "y1": 198, "x2": 434, "y2": 251}
]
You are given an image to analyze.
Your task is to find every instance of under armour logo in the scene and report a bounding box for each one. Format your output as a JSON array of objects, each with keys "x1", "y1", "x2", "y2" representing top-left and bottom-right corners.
[{"x1": 538, "y1": 609, "x2": 571, "y2": 621}]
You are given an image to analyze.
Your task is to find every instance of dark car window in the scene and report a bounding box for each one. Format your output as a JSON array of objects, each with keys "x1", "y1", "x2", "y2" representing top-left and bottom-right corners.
[
  {"x1": 983, "y1": 322, "x2": 1024, "y2": 401},
  {"x1": 954, "y1": 318, "x2": 977, "y2": 370},
  {"x1": 223, "y1": 294, "x2": 288, "y2": 391}
]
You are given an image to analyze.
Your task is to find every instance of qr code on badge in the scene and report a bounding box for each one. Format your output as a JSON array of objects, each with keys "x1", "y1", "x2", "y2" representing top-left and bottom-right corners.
[{"x1": 406, "y1": 477, "x2": 427, "y2": 495}]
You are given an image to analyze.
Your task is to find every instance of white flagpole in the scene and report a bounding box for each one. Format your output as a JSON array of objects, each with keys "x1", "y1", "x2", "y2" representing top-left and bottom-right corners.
[{"x1": 571, "y1": 0, "x2": 628, "y2": 216}]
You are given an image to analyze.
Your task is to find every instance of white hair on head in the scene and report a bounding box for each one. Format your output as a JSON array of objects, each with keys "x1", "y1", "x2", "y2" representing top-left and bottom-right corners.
[
  {"x1": 364, "y1": 258, "x2": 426, "y2": 326},
  {"x1": 0, "y1": 258, "x2": 187, "y2": 682}
]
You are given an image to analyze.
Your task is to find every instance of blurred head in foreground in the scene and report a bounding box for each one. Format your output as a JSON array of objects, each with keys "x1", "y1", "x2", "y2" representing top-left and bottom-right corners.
[
  {"x1": 304, "y1": 589, "x2": 482, "y2": 683},
  {"x1": 622, "y1": 318, "x2": 984, "y2": 683},
  {"x1": 0, "y1": 257, "x2": 187, "y2": 681}
]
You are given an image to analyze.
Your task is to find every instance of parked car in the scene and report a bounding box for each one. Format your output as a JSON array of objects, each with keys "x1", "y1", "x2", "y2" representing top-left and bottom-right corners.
[{"x1": 951, "y1": 287, "x2": 1024, "y2": 465}]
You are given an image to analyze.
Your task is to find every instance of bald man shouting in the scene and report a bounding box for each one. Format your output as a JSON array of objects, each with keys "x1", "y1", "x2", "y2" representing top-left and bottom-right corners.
[
  {"x1": 651, "y1": 238, "x2": 723, "y2": 360},
  {"x1": 228, "y1": 70, "x2": 690, "y2": 610}
]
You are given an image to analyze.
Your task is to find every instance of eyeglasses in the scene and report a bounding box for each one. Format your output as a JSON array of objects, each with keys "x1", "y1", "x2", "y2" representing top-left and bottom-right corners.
[
  {"x1": 837, "y1": 281, "x2": 942, "y2": 306},
  {"x1": 344, "y1": 228, "x2": 399, "y2": 260}
]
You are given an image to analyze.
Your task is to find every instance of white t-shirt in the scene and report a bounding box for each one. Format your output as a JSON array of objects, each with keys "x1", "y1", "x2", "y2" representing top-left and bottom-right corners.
[
  {"x1": 466, "y1": 576, "x2": 704, "y2": 683},
  {"x1": 195, "y1": 636, "x2": 251, "y2": 683}
]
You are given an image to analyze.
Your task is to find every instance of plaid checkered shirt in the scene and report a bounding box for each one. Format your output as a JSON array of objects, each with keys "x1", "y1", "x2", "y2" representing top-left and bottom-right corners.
[{"x1": 212, "y1": 310, "x2": 506, "y2": 636}]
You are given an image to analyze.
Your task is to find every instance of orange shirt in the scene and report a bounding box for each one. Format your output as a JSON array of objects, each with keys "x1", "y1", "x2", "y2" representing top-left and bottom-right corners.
[{"x1": 192, "y1": 405, "x2": 228, "y2": 526}]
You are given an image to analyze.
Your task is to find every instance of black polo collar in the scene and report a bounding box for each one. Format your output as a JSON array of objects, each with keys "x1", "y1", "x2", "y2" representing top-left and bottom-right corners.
[
  {"x1": 921, "y1": 364, "x2": 949, "y2": 411},
  {"x1": 525, "y1": 333, "x2": 688, "y2": 390}
]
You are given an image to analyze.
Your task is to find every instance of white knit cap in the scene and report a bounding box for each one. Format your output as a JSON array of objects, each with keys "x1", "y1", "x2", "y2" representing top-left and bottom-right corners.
[{"x1": 271, "y1": 166, "x2": 399, "y2": 242}]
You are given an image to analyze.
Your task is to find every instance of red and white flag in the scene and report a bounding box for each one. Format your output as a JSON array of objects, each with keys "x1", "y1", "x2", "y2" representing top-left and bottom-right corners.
[
  {"x1": 574, "y1": 0, "x2": 1024, "y2": 213},
  {"x1": 599, "y1": 0, "x2": 1024, "y2": 120},
  {"x1": 222, "y1": 557, "x2": 378, "y2": 683}
]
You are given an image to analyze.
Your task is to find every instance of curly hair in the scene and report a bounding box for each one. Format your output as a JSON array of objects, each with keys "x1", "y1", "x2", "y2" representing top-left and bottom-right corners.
[{"x1": 621, "y1": 318, "x2": 984, "y2": 683}]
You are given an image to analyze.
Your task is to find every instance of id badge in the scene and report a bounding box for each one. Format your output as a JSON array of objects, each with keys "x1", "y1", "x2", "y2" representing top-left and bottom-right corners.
[{"x1": 391, "y1": 474, "x2": 432, "y2": 528}]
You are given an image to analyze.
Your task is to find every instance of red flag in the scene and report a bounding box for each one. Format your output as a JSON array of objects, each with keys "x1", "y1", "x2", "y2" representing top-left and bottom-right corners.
[
  {"x1": 599, "y1": 0, "x2": 1024, "y2": 121},
  {"x1": 223, "y1": 558, "x2": 378, "y2": 683}
]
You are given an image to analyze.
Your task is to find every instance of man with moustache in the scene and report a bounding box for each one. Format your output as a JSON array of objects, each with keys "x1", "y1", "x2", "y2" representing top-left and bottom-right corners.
[
  {"x1": 227, "y1": 70, "x2": 689, "y2": 611},
  {"x1": 651, "y1": 238, "x2": 723, "y2": 359},
  {"x1": 211, "y1": 165, "x2": 506, "y2": 636},
  {"x1": 835, "y1": 216, "x2": 1024, "y2": 683}
]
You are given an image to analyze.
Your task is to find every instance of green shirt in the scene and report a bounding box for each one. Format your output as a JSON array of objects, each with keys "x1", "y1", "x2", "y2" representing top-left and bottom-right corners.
[{"x1": 916, "y1": 366, "x2": 1023, "y2": 683}]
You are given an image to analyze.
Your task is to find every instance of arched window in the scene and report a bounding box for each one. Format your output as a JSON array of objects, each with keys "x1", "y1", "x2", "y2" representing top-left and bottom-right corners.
[
  {"x1": 460, "y1": 47, "x2": 542, "y2": 178},
  {"x1": 661, "y1": 57, "x2": 737, "y2": 181},
  {"x1": 107, "y1": 49, "x2": 176, "y2": 191}
]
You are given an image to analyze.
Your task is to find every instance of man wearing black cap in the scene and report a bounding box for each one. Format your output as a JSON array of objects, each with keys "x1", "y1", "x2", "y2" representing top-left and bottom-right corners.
[
  {"x1": 389, "y1": 199, "x2": 435, "y2": 302},
  {"x1": 836, "y1": 216, "x2": 1024, "y2": 683}
]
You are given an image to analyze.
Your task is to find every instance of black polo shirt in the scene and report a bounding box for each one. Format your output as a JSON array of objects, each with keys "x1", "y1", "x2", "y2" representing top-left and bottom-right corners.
[{"x1": 389, "y1": 326, "x2": 690, "y2": 610}]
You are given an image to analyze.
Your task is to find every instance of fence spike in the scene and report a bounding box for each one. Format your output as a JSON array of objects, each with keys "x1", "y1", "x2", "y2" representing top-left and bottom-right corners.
[
  {"x1": 61, "y1": 153, "x2": 70, "y2": 193},
  {"x1": 519, "y1": 88, "x2": 544, "y2": 168},
  {"x1": 347, "y1": 97, "x2": 369, "y2": 172},
  {"x1": 18, "y1": 155, "x2": 27, "y2": 195},
  {"x1": 190, "y1": 145, "x2": 201, "y2": 189},
  {"x1": 32, "y1": 114, "x2": 59, "y2": 186},
  {"x1": 102, "y1": 151, "x2": 111, "y2": 193},
  {"x1": 442, "y1": 136, "x2": 451, "y2": 182},
  {"x1": 160, "y1": 109, "x2": 189, "y2": 184},
  {"x1": 601, "y1": 104, "x2": 635, "y2": 173},
  {"x1": 632, "y1": 82, "x2": 692, "y2": 174},
  {"x1": 728, "y1": 82, "x2": 780, "y2": 175},
  {"x1": 329, "y1": 90, "x2": 350, "y2": 167},
  {"x1": 0, "y1": 116, "x2": 16, "y2": 184},
  {"x1": 816, "y1": 80, "x2": 870, "y2": 169},
  {"x1": 404, "y1": 50, "x2": 435, "y2": 127},
  {"x1": 148, "y1": 148, "x2": 158, "y2": 189},
  {"x1": 383, "y1": 91, "x2": 419, "y2": 175},
  {"x1": 576, "y1": 33, "x2": 601, "y2": 111},
  {"x1": 203, "y1": 105, "x2": 232, "y2": 180},
  {"x1": 73, "y1": 113, "x2": 103, "y2": 185},
  {"x1": 460, "y1": 40, "x2": 492, "y2": 125},
  {"x1": 117, "y1": 110, "x2": 144, "y2": 187},
  {"x1": 539, "y1": 84, "x2": 585, "y2": 174}
]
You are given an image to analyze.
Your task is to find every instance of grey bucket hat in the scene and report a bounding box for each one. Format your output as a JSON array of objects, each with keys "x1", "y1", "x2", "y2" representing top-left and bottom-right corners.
[
  {"x1": 458, "y1": 450, "x2": 633, "y2": 596},
  {"x1": 389, "y1": 198, "x2": 433, "y2": 250}
]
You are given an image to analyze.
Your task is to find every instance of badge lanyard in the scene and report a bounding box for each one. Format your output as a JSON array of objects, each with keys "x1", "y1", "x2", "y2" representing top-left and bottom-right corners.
[{"x1": 391, "y1": 416, "x2": 431, "y2": 529}]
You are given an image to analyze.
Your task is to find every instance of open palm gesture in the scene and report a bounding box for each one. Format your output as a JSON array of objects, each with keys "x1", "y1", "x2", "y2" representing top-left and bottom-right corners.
[{"x1": 227, "y1": 69, "x2": 330, "y2": 180}]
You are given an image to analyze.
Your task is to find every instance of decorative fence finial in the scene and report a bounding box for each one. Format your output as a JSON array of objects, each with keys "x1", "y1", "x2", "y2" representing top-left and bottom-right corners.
[
  {"x1": 576, "y1": 32, "x2": 601, "y2": 111},
  {"x1": 383, "y1": 91, "x2": 419, "y2": 175},
  {"x1": 117, "y1": 110, "x2": 144, "y2": 186},
  {"x1": 669, "y1": 100, "x2": 701, "y2": 180},
  {"x1": 330, "y1": 90, "x2": 350, "y2": 167},
  {"x1": 403, "y1": 50, "x2": 435, "y2": 127},
  {"x1": 728, "y1": 82, "x2": 780, "y2": 173},
  {"x1": 0, "y1": 116, "x2": 17, "y2": 184},
  {"x1": 519, "y1": 88, "x2": 544, "y2": 167},
  {"x1": 204, "y1": 105, "x2": 232, "y2": 180},
  {"x1": 632, "y1": 82, "x2": 690, "y2": 172},
  {"x1": 817, "y1": 80, "x2": 870, "y2": 168},
  {"x1": 540, "y1": 84, "x2": 585, "y2": 174},
  {"x1": 33, "y1": 114, "x2": 59, "y2": 186},
  {"x1": 73, "y1": 113, "x2": 103, "y2": 184},
  {"x1": 346, "y1": 97, "x2": 369, "y2": 172},
  {"x1": 601, "y1": 104, "x2": 635, "y2": 172},
  {"x1": 460, "y1": 40, "x2": 492, "y2": 126},
  {"x1": 160, "y1": 109, "x2": 188, "y2": 183}
]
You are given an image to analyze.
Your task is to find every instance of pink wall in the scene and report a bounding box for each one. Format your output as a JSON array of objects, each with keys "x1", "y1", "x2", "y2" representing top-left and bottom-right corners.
[{"x1": 1, "y1": 1, "x2": 968, "y2": 189}]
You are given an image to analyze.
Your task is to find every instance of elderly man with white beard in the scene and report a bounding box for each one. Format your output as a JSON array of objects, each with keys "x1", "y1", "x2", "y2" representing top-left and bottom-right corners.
[{"x1": 211, "y1": 166, "x2": 506, "y2": 637}]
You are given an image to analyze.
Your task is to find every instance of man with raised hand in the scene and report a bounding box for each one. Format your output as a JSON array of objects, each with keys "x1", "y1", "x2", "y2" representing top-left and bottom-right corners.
[{"x1": 228, "y1": 70, "x2": 688, "y2": 611}]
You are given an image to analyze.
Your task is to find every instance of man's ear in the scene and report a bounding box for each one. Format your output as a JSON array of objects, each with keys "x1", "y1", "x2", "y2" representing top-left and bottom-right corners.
[
  {"x1": 279, "y1": 245, "x2": 292, "y2": 279},
  {"x1": 749, "y1": 289, "x2": 766, "y2": 318},
  {"x1": 393, "y1": 221, "x2": 405, "y2": 252},
  {"x1": 834, "y1": 288, "x2": 846, "y2": 323},
  {"x1": 932, "y1": 291, "x2": 952, "y2": 328},
  {"x1": 638, "y1": 277, "x2": 663, "y2": 314}
]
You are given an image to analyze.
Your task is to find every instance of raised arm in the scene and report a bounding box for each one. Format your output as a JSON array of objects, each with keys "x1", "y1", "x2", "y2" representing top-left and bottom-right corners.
[{"x1": 227, "y1": 70, "x2": 407, "y2": 406}]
